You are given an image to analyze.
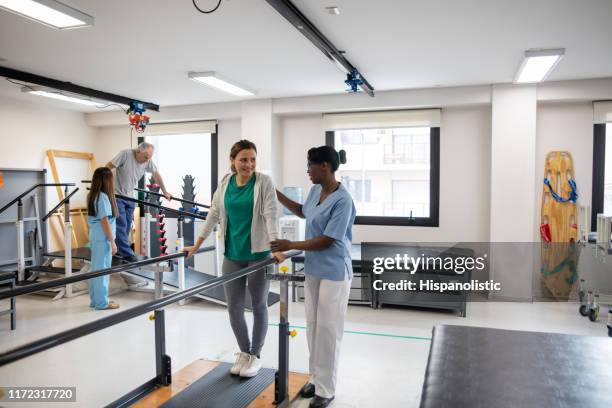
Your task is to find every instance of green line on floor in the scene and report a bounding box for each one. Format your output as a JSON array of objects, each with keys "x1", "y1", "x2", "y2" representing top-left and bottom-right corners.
[{"x1": 268, "y1": 323, "x2": 431, "y2": 341}]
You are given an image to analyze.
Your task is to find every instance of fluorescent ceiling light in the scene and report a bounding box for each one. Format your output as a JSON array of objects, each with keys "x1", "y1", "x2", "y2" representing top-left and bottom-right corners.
[
  {"x1": 0, "y1": 0, "x2": 93, "y2": 29},
  {"x1": 514, "y1": 48, "x2": 565, "y2": 84},
  {"x1": 22, "y1": 86, "x2": 105, "y2": 107},
  {"x1": 188, "y1": 72, "x2": 255, "y2": 97}
]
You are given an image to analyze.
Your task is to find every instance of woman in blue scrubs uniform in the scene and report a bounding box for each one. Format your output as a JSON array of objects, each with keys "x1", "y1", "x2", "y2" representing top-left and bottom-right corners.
[
  {"x1": 87, "y1": 167, "x2": 119, "y2": 310},
  {"x1": 272, "y1": 146, "x2": 355, "y2": 408}
]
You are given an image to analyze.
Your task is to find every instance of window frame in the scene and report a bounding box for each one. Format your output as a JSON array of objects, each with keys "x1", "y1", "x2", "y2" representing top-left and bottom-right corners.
[
  {"x1": 591, "y1": 123, "x2": 606, "y2": 230},
  {"x1": 137, "y1": 124, "x2": 218, "y2": 214},
  {"x1": 326, "y1": 127, "x2": 440, "y2": 227}
]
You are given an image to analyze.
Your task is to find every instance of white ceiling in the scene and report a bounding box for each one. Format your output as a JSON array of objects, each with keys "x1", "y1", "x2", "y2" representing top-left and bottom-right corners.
[{"x1": 0, "y1": 0, "x2": 611, "y2": 111}]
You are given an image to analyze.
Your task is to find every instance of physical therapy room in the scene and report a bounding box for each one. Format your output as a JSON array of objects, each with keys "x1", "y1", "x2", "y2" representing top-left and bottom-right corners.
[{"x1": 1, "y1": 1, "x2": 612, "y2": 407}]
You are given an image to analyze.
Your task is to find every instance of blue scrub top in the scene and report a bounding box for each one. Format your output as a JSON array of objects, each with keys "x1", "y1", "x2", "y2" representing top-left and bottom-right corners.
[
  {"x1": 88, "y1": 192, "x2": 116, "y2": 242},
  {"x1": 303, "y1": 183, "x2": 356, "y2": 281}
]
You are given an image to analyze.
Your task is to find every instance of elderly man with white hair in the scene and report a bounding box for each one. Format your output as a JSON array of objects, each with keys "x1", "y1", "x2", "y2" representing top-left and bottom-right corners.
[{"x1": 106, "y1": 142, "x2": 172, "y2": 262}]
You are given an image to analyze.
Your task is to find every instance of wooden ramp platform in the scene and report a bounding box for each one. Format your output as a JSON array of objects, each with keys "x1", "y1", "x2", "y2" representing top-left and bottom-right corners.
[{"x1": 131, "y1": 359, "x2": 309, "y2": 408}]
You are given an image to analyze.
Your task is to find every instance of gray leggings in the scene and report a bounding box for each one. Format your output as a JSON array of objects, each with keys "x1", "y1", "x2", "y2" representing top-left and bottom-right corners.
[{"x1": 222, "y1": 257, "x2": 271, "y2": 356}]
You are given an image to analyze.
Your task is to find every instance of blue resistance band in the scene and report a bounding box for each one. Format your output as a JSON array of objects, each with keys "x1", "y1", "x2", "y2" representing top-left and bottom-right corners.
[{"x1": 544, "y1": 178, "x2": 578, "y2": 203}]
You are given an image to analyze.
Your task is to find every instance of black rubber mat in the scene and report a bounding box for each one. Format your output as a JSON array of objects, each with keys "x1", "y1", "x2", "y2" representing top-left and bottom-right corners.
[
  {"x1": 44, "y1": 248, "x2": 126, "y2": 266},
  {"x1": 129, "y1": 267, "x2": 280, "y2": 309},
  {"x1": 26, "y1": 265, "x2": 67, "y2": 274},
  {"x1": 45, "y1": 247, "x2": 92, "y2": 260},
  {"x1": 420, "y1": 325, "x2": 612, "y2": 408},
  {"x1": 161, "y1": 362, "x2": 275, "y2": 408}
]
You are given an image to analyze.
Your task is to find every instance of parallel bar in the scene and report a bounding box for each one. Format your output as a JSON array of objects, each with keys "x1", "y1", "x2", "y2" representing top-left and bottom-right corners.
[
  {"x1": 63, "y1": 187, "x2": 73, "y2": 297},
  {"x1": 116, "y1": 194, "x2": 208, "y2": 221},
  {"x1": 135, "y1": 188, "x2": 210, "y2": 209},
  {"x1": 276, "y1": 281, "x2": 289, "y2": 405},
  {"x1": 105, "y1": 378, "x2": 158, "y2": 408},
  {"x1": 0, "y1": 250, "x2": 301, "y2": 367},
  {"x1": 0, "y1": 183, "x2": 75, "y2": 215},
  {"x1": 154, "y1": 310, "x2": 170, "y2": 385},
  {"x1": 42, "y1": 188, "x2": 79, "y2": 221},
  {"x1": 0, "y1": 66, "x2": 159, "y2": 111},
  {"x1": 16, "y1": 201, "x2": 25, "y2": 281},
  {"x1": 0, "y1": 246, "x2": 215, "y2": 300},
  {"x1": 177, "y1": 217, "x2": 185, "y2": 305}
]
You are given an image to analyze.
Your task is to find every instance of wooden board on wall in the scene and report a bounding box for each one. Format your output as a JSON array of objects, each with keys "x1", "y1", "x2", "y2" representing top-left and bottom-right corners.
[
  {"x1": 540, "y1": 151, "x2": 579, "y2": 300},
  {"x1": 46, "y1": 150, "x2": 97, "y2": 249}
]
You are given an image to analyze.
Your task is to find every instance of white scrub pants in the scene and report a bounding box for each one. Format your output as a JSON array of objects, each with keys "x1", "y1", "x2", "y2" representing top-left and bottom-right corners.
[{"x1": 304, "y1": 273, "x2": 351, "y2": 398}]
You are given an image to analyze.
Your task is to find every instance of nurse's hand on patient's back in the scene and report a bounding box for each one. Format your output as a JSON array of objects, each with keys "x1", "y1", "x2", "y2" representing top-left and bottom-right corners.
[
  {"x1": 270, "y1": 239, "x2": 292, "y2": 252},
  {"x1": 272, "y1": 251, "x2": 285, "y2": 263},
  {"x1": 111, "y1": 241, "x2": 117, "y2": 255}
]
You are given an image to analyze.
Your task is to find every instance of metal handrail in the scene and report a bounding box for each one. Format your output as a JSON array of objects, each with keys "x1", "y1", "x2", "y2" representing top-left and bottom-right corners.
[
  {"x1": 116, "y1": 194, "x2": 208, "y2": 221},
  {"x1": 81, "y1": 181, "x2": 210, "y2": 219},
  {"x1": 0, "y1": 246, "x2": 215, "y2": 301},
  {"x1": 0, "y1": 183, "x2": 75, "y2": 215},
  {"x1": 135, "y1": 188, "x2": 211, "y2": 209},
  {"x1": 41, "y1": 188, "x2": 80, "y2": 221},
  {"x1": 0, "y1": 250, "x2": 302, "y2": 367}
]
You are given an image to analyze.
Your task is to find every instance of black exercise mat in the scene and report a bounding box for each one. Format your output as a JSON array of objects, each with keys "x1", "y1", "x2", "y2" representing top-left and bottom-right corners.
[
  {"x1": 129, "y1": 267, "x2": 281, "y2": 309},
  {"x1": 44, "y1": 248, "x2": 126, "y2": 266},
  {"x1": 420, "y1": 325, "x2": 612, "y2": 408},
  {"x1": 45, "y1": 247, "x2": 92, "y2": 260},
  {"x1": 161, "y1": 362, "x2": 275, "y2": 408}
]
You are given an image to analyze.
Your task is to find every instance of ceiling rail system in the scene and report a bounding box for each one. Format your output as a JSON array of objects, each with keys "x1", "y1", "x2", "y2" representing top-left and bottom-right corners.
[
  {"x1": 264, "y1": 0, "x2": 375, "y2": 97},
  {"x1": 0, "y1": 66, "x2": 160, "y2": 111}
]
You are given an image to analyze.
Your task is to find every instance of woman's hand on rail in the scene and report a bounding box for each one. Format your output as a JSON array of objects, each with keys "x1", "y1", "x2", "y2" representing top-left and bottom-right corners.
[
  {"x1": 183, "y1": 245, "x2": 197, "y2": 259},
  {"x1": 272, "y1": 251, "x2": 285, "y2": 263}
]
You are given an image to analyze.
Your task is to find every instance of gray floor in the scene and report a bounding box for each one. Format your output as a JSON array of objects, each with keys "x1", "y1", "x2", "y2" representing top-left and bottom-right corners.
[{"x1": 0, "y1": 286, "x2": 608, "y2": 408}]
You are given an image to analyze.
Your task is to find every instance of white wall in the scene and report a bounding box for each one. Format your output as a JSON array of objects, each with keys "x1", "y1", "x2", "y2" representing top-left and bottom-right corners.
[
  {"x1": 490, "y1": 85, "x2": 538, "y2": 242},
  {"x1": 217, "y1": 119, "x2": 241, "y2": 177},
  {"x1": 93, "y1": 126, "x2": 139, "y2": 167},
  {"x1": 4, "y1": 78, "x2": 605, "y2": 247},
  {"x1": 0, "y1": 95, "x2": 95, "y2": 170},
  {"x1": 280, "y1": 114, "x2": 325, "y2": 190},
  {"x1": 535, "y1": 102, "x2": 593, "y2": 239},
  {"x1": 0, "y1": 95, "x2": 97, "y2": 251},
  {"x1": 279, "y1": 106, "x2": 492, "y2": 243},
  {"x1": 489, "y1": 85, "x2": 537, "y2": 300}
]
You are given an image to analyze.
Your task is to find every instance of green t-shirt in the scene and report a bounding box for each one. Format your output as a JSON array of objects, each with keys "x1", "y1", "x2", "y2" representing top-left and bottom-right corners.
[{"x1": 224, "y1": 174, "x2": 270, "y2": 261}]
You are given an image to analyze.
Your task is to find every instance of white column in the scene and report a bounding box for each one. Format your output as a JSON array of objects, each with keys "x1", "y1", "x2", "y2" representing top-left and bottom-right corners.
[
  {"x1": 241, "y1": 99, "x2": 282, "y2": 183},
  {"x1": 490, "y1": 84, "x2": 537, "y2": 300}
]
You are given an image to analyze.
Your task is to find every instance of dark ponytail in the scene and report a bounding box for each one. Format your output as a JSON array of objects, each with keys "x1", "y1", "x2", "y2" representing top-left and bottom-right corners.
[
  {"x1": 338, "y1": 149, "x2": 347, "y2": 165},
  {"x1": 307, "y1": 146, "x2": 347, "y2": 172}
]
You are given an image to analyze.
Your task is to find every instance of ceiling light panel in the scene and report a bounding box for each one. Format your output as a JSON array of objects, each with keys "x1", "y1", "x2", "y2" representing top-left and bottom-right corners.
[
  {"x1": 0, "y1": 0, "x2": 93, "y2": 29},
  {"x1": 514, "y1": 48, "x2": 565, "y2": 83},
  {"x1": 22, "y1": 86, "x2": 106, "y2": 106},
  {"x1": 188, "y1": 72, "x2": 255, "y2": 97}
]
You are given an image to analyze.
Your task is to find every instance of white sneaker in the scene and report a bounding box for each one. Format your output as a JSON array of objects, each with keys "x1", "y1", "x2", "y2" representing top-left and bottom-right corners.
[
  {"x1": 230, "y1": 352, "x2": 250, "y2": 375},
  {"x1": 240, "y1": 354, "x2": 262, "y2": 377}
]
